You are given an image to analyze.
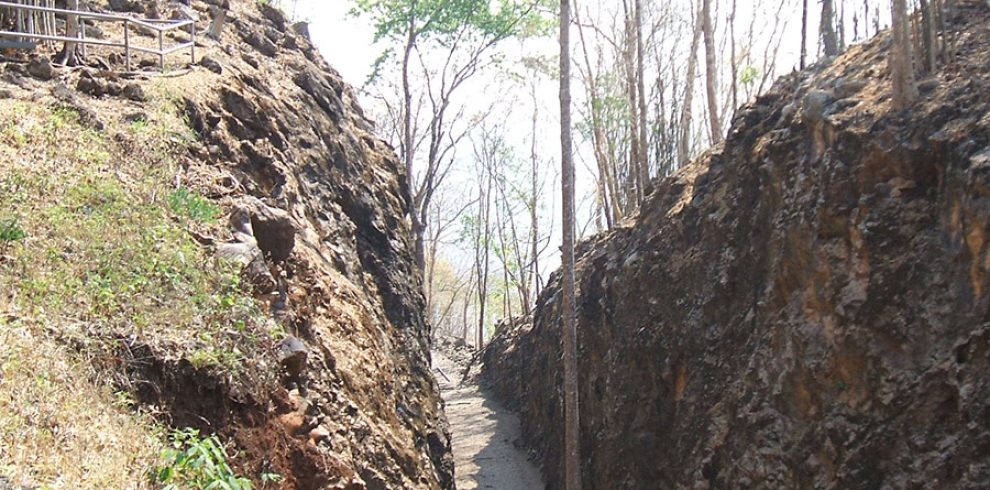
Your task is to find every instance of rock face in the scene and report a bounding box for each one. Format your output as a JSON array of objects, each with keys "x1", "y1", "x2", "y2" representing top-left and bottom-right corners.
[
  {"x1": 482, "y1": 3, "x2": 990, "y2": 489},
  {"x1": 127, "y1": 0, "x2": 452, "y2": 488}
]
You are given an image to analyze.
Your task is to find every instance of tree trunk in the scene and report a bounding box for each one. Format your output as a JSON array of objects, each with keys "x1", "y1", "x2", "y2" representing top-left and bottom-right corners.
[
  {"x1": 402, "y1": 5, "x2": 422, "y2": 273},
  {"x1": 919, "y1": 0, "x2": 937, "y2": 73},
  {"x1": 623, "y1": 0, "x2": 641, "y2": 209},
  {"x1": 475, "y1": 167, "x2": 492, "y2": 350},
  {"x1": 800, "y1": 0, "x2": 808, "y2": 68},
  {"x1": 838, "y1": 0, "x2": 846, "y2": 52},
  {"x1": 702, "y1": 0, "x2": 722, "y2": 144},
  {"x1": 559, "y1": 0, "x2": 581, "y2": 487},
  {"x1": 821, "y1": 0, "x2": 838, "y2": 57},
  {"x1": 729, "y1": 0, "x2": 738, "y2": 111},
  {"x1": 634, "y1": 0, "x2": 649, "y2": 201},
  {"x1": 677, "y1": 3, "x2": 703, "y2": 167},
  {"x1": 57, "y1": 0, "x2": 79, "y2": 66},
  {"x1": 890, "y1": 0, "x2": 917, "y2": 110},
  {"x1": 530, "y1": 81, "x2": 542, "y2": 303}
]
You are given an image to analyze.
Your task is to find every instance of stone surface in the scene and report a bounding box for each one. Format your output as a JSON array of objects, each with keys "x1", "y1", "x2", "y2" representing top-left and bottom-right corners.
[
  {"x1": 121, "y1": 83, "x2": 147, "y2": 102},
  {"x1": 278, "y1": 335, "x2": 308, "y2": 378},
  {"x1": 157, "y1": 1, "x2": 456, "y2": 487},
  {"x1": 482, "y1": 3, "x2": 990, "y2": 489},
  {"x1": 199, "y1": 55, "x2": 224, "y2": 74},
  {"x1": 26, "y1": 58, "x2": 54, "y2": 80}
]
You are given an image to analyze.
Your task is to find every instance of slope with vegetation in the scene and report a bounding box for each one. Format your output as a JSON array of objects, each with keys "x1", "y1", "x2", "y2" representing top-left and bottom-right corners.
[
  {"x1": 0, "y1": 0, "x2": 452, "y2": 488},
  {"x1": 481, "y1": 1, "x2": 990, "y2": 488}
]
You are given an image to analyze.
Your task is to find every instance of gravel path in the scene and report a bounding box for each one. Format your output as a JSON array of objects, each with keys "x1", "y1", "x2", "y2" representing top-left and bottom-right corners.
[{"x1": 432, "y1": 351, "x2": 545, "y2": 490}]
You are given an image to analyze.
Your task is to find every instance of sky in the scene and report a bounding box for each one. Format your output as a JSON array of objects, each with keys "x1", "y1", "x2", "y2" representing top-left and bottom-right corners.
[
  {"x1": 291, "y1": 1, "x2": 378, "y2": 86},
  {"x1": 277, "y1": 0, "x2": 895, "y2": 292},
  {"x1": 289, "y1": 0, "x2": 894, "y2": 96}
]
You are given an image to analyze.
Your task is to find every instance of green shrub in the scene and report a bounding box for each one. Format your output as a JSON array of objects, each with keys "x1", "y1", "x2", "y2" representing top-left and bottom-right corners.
[
  {"x1": 168, "y1": 187, "x2": 221, "y2": 224},
  {"x1": 154, "y1": 428, "x2": 252, "y2": 490},
  {"x1": 0, "y1": 218, "x2": 25, "y2": 244}
]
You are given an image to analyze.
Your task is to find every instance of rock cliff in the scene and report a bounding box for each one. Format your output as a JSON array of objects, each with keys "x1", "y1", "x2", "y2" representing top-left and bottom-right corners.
[
  {"x1": 172, "y1": 2, "x2": 455, "y2": 487},
  {"x1": 0, "y1": 0, "x2": 453, "y2": 488},
  {"x1": 482, "y1": 2, "x2": 990, "y2": 488}
]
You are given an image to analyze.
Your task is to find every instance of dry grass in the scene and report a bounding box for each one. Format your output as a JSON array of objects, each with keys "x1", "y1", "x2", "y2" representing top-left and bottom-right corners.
[
  {"x1": 0, "y1": 321, "x2": 160, "y2": 489},
  {"x1": 0, "y1": 84, "x2": 276, "y2": 487}
]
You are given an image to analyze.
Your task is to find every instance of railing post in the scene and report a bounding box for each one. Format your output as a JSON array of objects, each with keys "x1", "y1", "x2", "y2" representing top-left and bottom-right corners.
[
  {"x1": 190, "y1": 19, "x2": 195, "y2": 65},
  {"x1": 124, "y1": 18, "x2": 130, "y2": 71},
  {"x1": 79, "y1": 16, "x2": 85, "y2": 58},
  {"x1": 158, "y1": 27, "x2": 164, "y2": 72}
]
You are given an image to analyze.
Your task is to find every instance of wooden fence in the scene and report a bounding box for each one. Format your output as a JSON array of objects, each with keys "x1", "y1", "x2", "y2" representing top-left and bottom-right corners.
[{"x1": 0, "y1": 0, "x2": 195, "y2": 71}]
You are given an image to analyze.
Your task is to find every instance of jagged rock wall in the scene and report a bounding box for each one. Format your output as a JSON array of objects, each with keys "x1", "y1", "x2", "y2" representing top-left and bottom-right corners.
[
  {"x1": 123, "y1": 1, "x2": 453, "y2": 488},
  {"x1": 482, "y1": 2, "x2": 990, "y2": 489}
]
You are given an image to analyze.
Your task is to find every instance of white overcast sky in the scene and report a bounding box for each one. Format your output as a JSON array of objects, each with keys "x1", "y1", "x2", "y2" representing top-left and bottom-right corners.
[
  {"x1": 284, "y1": 0, "x2": 894, "y2": 277},
  {"x1": 290, "y1": 0, "x2": 893, "y2": 92},
  {"x1": 292, "y1": 1, "x2": 378, "y2": 85}
]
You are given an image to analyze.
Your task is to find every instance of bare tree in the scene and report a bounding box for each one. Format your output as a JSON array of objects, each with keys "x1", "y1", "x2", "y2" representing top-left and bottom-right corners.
[
  {"x1": 56, "y1": 0, "x2": 80, "y2": 65},
  {"x1": 821, "y1": 0, "x2": 839, "y2": 56},
  {"x1": 800, "y1": 0, "x2": 809, "y2": 68},
  {"x1": 559, "y1": 0, "x2": 581, "y2": 488},
  {"x1": 701, "y1": 0, "x2": 722, "y2": 144},
  {"x1": 918, "y1": 0, "x2": 938, "y2": 73},
  {"x1": 890, "y1": 0, "x2": 917, "y2": 110},
  {"x1": 678, "y1": 2, "x2": 703, "y2": 167},
  {"x1": 634, "y1": 0, "x2": 649, "y2": 202}
]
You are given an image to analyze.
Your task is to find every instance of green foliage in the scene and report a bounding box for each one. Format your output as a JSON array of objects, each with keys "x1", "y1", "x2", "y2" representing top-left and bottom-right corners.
[
  {"x1": 168, "y1": 187, "x2": 221, "y2": 224},
  {"x1": 186, "y1": 347, "x2": 242, "y2": 371},
  {"x1": 352, "y1": 0, "x2": 554, "y2": 81},
  {"x1": 260, "y1": 472, "x2": 283, "y2": 485},
  {"x1": 154, "y1": 428, "x2": 252, "y2": 490},
  {"x1": 741, "y1": 66, "x2": 760, "y2": 86},
  {"x1": 0, "y1": 218, "x2": 25, "y2": 244}
]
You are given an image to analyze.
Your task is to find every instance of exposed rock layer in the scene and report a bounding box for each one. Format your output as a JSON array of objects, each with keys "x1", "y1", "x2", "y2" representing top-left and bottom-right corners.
[
  {"x1": 482, "y1": 3, "x2": 990, "y2": 489},
  {"x1": 174, "y1": 1, "x2": 454, "y2": 487},
  {"x1": 45, "y1": 0, "x2": 455, "y2": 488}
]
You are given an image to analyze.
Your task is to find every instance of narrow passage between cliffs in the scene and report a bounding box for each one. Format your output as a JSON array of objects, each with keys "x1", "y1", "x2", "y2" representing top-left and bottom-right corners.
[{"x1": 431, "y1": 350, "x2": 545, "y2": 490}]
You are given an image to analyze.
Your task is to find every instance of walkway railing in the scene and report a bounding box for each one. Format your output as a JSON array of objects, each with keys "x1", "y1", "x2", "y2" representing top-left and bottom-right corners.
[{"x1": 0, "y1": 1, "x2": 195, "y2": 71}]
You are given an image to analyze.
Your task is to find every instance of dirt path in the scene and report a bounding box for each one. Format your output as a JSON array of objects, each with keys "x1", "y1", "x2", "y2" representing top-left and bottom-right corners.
[{"x1": 432, "y1": 351, "x2": 545, "y2": 490}]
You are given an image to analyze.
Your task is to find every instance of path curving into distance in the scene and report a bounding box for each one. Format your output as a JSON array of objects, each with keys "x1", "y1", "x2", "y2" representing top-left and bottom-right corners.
[{"x1": 432, "y1": 351, "x2": 545, "y2": 490}]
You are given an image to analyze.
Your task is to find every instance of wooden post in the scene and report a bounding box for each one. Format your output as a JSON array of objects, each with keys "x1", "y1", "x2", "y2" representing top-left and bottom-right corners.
[
  {"x1": 79, "y1": 16, "x2": 85, "y2": 58},
  {"x1": 190, "y1": 19, "x2": 195, "y2": 65},
  {"x1": 158, "y1": 27, "x2": 164, "y2": 71},
  {"x1": 124, "y1": 18, "x2": 130, "y2": 71}
]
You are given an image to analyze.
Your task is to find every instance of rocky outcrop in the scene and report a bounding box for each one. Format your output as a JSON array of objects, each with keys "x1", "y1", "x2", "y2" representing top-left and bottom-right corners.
[
  {"x1": 10, "y1": 0, "x2": 455, "y2": 488},
  {"x1": 482, "y1": 2, "x2": 990, "y2": 489},
  {"x1": 168, "y1": 2, "x2": 454, "y2": 488},
  {"x1": 1, "y1": 0, "x2": 452, "y2": 485}
]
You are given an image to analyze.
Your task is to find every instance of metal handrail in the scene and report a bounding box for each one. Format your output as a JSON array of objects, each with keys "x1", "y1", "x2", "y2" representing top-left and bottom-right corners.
[{"x1": 0, "y1": 1, "x2": 195, "y2": 71}]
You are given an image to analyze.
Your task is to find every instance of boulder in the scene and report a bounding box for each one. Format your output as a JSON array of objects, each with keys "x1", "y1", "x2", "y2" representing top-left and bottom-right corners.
[
  {"x1": 199, "y1": 56, "x2": 224, "y2": 74},
  {"x1": 27, "y1": 58, "x2": 55, "y2": 80},
  {"x1": 278, "y1": 336, "x2": 308, "y2": 379},
  {"x1": 122, "y1": 83, "x2": 147, "y2": 102}
]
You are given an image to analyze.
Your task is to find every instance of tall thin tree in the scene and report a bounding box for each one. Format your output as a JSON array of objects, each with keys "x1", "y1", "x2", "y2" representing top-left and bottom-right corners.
[
  {"x1": 701, "y1": 0, "x2": 722, "y2": 144},
  {"x1": 800, "y1": 0, "x2": 809, "y2": 68},
  {"x1": 890, "y1": 0, "x2": 917, "y2": 109},
  {"x1": 678, "y1": 2, "x2": 703, "y2": 167},
  {"x1": 559, "y1": 0, "x2": 581, "y2": 487},
  {"x1": 634, "y1": 0, "x2": 649, "y2": 201},
  {"x1": 821, "y1": 0, "x2": 839, "y2": 56}
]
